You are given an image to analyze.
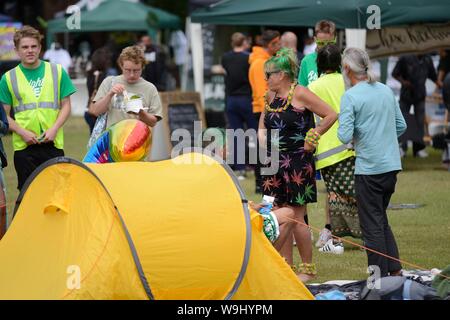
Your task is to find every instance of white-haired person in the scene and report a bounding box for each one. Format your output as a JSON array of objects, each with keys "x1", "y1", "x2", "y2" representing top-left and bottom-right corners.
[{"x1": 338, "y1": 47, "x2": 407, "y2": 277}]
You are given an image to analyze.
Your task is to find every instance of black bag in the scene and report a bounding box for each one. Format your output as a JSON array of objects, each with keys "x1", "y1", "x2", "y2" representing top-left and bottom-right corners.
[
  {"x1": 360, "y1": 276, "x2": 441, "y2": 300},
  {"x1": 432, "y1": 132, "x2": 450, "y2": 150},
  {"x1": 0, "y1": 144, "x2": 6, "y2": 168}
]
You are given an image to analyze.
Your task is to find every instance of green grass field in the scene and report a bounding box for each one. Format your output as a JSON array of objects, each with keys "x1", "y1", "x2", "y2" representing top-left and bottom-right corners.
[
  {"x1": 238, "y1": 133, "x2": 450, "y2": 282},
  {"x1": 2, "y1": 116, "x2": 450, "y2": 283}
]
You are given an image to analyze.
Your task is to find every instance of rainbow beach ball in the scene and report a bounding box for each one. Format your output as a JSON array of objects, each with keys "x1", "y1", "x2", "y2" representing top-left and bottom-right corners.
[{"x1": 83, "y1": 119, "x2": 152, "y2": 163}]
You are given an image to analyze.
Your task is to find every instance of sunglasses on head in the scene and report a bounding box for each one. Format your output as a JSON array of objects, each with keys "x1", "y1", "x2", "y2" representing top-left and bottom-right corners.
[
  {"x1": 315, "y1": 38, "x2": 337, "y2": 46},
  {"x1": 265, "y1": 70, "x2": 281, "y2": 79}
]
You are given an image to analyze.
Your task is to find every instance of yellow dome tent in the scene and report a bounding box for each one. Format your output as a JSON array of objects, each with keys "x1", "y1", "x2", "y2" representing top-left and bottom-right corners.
[{"x1": 0, "y1": 153, "x2": 313, "y2": 300}]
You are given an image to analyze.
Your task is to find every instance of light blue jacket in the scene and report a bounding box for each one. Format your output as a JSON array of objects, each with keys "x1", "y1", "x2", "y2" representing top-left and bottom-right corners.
[{"x1": 338, "y1": 81, "x2": 407, "y2": 175}]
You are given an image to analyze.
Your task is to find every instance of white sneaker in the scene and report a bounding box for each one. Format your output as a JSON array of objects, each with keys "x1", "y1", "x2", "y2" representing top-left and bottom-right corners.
[
  {"x1": 416, "y1": 150, "x2": 429, "y2": 158},
  {"x1": 319, "y1": 239, "x2": 344, "y2": 254},
  {"x1": 315, "y1": 228, "x2": 332, "y2": 248}
]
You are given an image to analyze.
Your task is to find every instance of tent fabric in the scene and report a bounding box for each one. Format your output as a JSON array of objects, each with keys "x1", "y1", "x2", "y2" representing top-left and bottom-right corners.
[
  {"x1": 191, "y1": 0, "x2": 450, "y2": 28},
  {"x1": 47, "y1": 0, "x2": 180, "y2": 34},
  {"x1": 0, "y1": 154, "x2": 313, "y2": 300}
]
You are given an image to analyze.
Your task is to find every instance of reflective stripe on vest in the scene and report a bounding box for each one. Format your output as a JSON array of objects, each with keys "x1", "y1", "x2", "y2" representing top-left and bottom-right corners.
[
  {"x1": 9, "y1": 63, "x2": 59, "y2": 114},
  {"x1": 9, "y1": 67, "x2": 23, "y2": 106},
  {"x1": 14, "y1": 102, "x2": 60, "y2": 113},
  {"x1": 315, "y1": 143, "x2": 353, "y2": 161}
]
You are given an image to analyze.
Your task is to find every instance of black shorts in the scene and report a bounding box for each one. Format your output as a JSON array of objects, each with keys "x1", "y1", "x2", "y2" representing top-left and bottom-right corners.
[{"x1": 14, "y1": 143, "x2": 64, "y2": 191}]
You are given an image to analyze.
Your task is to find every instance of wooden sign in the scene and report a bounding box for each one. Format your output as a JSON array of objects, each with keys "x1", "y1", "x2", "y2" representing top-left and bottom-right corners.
[{"x1": 367, "y1": 23, "x2": 450, "y2": 58}]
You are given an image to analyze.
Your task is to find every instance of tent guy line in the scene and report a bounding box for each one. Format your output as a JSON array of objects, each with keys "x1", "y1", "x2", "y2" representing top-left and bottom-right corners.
[{"x1": 284, "y1": 216, "x2": 450, "y2": 281}]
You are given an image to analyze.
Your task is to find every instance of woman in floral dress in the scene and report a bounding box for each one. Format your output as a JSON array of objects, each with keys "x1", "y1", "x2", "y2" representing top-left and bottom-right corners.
[{"x1": 258, "y1": 48, "x2": 337, "y2": 282}]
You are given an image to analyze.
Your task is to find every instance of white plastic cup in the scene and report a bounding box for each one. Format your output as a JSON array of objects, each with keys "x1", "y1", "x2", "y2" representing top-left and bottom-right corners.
[{"x1": 125, "y1": 98, "x2": 143, "y2": 113}]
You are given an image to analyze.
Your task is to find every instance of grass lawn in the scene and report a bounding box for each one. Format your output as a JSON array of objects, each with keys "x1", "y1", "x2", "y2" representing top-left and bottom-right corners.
[
  {"x1": 238, "y1": 136, "x2": 450, "y2": 282},
  {"x1": 2, "y1": 116, "x2": 450, "y2": 283}
]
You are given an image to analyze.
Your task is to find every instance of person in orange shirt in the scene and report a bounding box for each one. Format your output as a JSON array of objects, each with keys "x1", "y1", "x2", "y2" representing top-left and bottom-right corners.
[
  {"x1": 249, "y1": 30, "x2": 281, "y2": 116},
  {"x1": 249, "y1": 30, "x2": 281, "y2": 194}
]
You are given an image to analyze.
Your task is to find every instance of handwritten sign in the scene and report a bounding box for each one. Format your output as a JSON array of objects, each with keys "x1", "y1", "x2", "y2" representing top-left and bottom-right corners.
[{"x1": 367, "y1": 23, "x2": 450, "y2": 58}]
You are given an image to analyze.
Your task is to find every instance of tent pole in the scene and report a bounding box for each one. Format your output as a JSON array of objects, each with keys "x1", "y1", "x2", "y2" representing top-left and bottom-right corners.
[
  {"x1": 188, "y1": 17, "x2": 204, "y2": 103},
  {"x1": 345, "y1": 28, "x2": 366, "y2": 50},
  {"x1": 379, "y1": 57, "x2": 388, "y2": 84}
]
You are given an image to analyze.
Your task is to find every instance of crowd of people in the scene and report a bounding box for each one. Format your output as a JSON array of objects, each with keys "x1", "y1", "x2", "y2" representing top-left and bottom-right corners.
[
  {"x1": 219, "y1": 20, "x2": 448, "y2": 283},
  {"x1": 0, "y1": 23, "x2": 448, "y2": 286},
  {"x1": 0, "y1": 26, "x2": 165, "y2": 239}
]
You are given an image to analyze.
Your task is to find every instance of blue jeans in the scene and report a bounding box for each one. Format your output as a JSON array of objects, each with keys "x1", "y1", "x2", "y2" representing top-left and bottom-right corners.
[{"x1": 225, "y1": 95, "x2": 257, "y2": 171}]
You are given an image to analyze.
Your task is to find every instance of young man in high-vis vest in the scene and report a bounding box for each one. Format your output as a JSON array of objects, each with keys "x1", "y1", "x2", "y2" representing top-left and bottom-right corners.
[{"x1": 0, "y1": 26, "x2": 76, "y2": 191}]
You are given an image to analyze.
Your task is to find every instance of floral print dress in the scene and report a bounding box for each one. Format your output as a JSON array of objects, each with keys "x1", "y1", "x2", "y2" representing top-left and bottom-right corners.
[{"x1": 262, "y1": 95, "x2": 317, "y2": 207}]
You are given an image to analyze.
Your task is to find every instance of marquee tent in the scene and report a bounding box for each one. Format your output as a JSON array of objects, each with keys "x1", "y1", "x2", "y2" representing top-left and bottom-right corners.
[
  {"x1": 46, "y1": 0, "x2": 181, "y2": 46},
  {"x1": 191, "y1": 0, "x2": 450, "y2": 28}
]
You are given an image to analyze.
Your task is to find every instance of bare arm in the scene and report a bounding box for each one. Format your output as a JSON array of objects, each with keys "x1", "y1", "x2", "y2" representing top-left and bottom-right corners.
[
  {"x1": 89, "y1": 93, "x2": 113, "y2": 116},
  {"x1": 258, "y1": 91, "x2": 273, "y2": 148},
  {"x1": 258, "y1": 109, "x2": 267, "y2": 148},
  {"x1": 89, "y1": 83, "x2": 126, "y2": 116},
  {"x1": 137, "y1": 110, "x2": 158, "y2": 127},
  {"x1": 3, "y1": 103, "x2": 40, "y2": 145},
  {"x1": 294, "y1": 86, "x2": 337, "y2": 135}
]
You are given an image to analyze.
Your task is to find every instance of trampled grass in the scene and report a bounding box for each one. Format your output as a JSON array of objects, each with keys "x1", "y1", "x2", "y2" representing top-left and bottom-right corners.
[{"x1": 2, "y1": 116, "x2": 449, "y2": 284}]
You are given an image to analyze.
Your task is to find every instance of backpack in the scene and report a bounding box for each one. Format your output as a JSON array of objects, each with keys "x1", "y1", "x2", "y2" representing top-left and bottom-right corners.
[{"x1": 360, "y1": 276, "x2": 441, "y2": 300}]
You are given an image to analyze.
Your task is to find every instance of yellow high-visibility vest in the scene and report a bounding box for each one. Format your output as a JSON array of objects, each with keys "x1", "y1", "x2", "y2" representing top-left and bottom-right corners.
[
  {"x1": 5, "y1": 61, "x2": 63, "y2": 151},
  {"x1": 308, "y1": 73, "x2": 355, "y2": 170}
]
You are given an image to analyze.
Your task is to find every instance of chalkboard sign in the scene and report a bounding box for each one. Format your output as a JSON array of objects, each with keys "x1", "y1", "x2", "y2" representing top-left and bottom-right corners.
[
  {"x1": 159, "y1": 92, "x2": 206, "y2": 152},
  {"x1": 167, "y1": 104, "x2": 199, "y2": 147}
]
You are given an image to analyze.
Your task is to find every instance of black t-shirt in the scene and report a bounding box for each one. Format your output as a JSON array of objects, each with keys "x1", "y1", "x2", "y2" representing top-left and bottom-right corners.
[
  {"x1": 438, "y1": 52, "x2": 450, "y2": 76},
  {"x1": 87, "y1": 70, "x2": 107, "y2": 99},
  {"x1": 141, "y1": 44, "x2": 167, "y2": 92},
  {"x1": 392, "y1": 54, "x2": 437, "y2": 103},
  {"x1": 221, "y1": 50, "x2": 251, "y2": 96}
]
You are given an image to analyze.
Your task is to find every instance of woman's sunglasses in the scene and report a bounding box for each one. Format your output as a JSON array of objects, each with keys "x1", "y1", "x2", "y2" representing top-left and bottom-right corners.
[{"x1": 265, "y1": 70, "x2": 281, "y2": 80}]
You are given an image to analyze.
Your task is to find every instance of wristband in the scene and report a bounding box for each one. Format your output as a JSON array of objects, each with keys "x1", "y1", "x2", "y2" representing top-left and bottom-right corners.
[{"x1": 305, "y1": 128, "x2": 320, "y2": 147}]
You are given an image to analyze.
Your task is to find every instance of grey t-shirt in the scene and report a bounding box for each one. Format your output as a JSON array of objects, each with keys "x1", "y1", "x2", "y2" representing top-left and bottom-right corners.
[{"x1": 93, "y1": 75, "x2": 163, "y2": 128}]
